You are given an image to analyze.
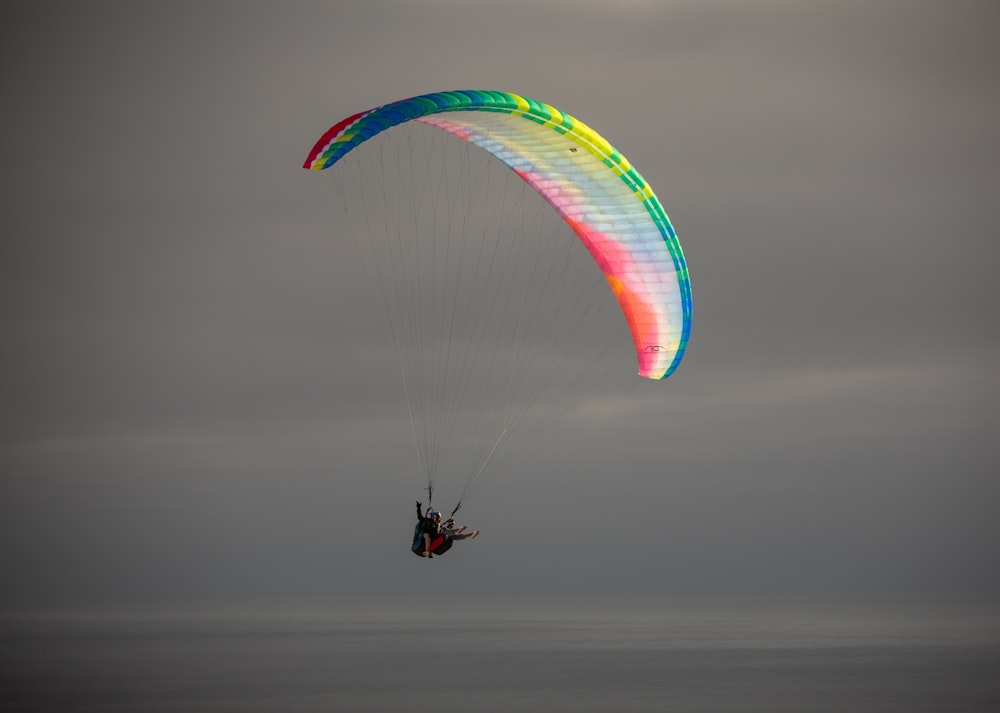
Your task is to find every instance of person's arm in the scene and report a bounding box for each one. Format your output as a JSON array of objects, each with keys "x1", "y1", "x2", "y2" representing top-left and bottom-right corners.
[{"x1": 416, "y1": 501, "x2": 424, "y2": 520}]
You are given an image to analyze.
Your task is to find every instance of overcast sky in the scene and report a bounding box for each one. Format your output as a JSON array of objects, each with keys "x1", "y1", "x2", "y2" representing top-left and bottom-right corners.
[{"x1": 2, "y1": 0, "x2": 998, "y2": 613}]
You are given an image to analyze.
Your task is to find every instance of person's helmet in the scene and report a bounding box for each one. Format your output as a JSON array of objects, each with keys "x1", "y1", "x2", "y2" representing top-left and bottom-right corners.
[{"x1": 428, "y1": 510, "x2": 441, "y2": 521}]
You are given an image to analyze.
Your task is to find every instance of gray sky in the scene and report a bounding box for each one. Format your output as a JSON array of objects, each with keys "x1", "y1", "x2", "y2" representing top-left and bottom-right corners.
[{"x1": 2, "y1": 0, "x2": 998, "y2": 612}]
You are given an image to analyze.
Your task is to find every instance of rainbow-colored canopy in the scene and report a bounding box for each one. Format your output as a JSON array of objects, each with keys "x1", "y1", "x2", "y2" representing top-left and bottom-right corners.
[{"x1": 304, "y1": 90, "x2": 691, "y2": 379}]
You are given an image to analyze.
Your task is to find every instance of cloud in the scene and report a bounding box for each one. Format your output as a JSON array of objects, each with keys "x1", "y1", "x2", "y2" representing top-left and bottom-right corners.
[{"x1": 2, "y1": 0, "x2": 998, "y2": 609}]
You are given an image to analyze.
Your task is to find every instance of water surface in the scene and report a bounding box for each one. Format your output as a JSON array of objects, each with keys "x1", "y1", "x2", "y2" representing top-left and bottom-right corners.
[{"x1": 3, "y1": 603, "x2": 998, "y2": 712}]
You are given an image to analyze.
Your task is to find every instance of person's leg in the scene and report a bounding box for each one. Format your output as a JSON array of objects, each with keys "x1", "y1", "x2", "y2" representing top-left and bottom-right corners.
[{"x1": 449, "y1": 530, "x2": 479, "y2": 541}]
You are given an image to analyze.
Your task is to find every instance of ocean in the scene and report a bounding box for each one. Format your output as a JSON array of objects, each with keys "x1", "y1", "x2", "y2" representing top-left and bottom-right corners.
[{"x1": 2, "y1": 602, "x2": 998, "y2": 712}]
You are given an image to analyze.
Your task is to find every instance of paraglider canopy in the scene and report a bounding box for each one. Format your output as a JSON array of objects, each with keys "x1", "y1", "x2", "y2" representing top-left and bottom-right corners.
[
  {"x1": 304, "y1": 90, "x2": 691, "y2": 380},
  {"x1": 305, "y1": 90, "x2": 691, "y2": 512}
]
